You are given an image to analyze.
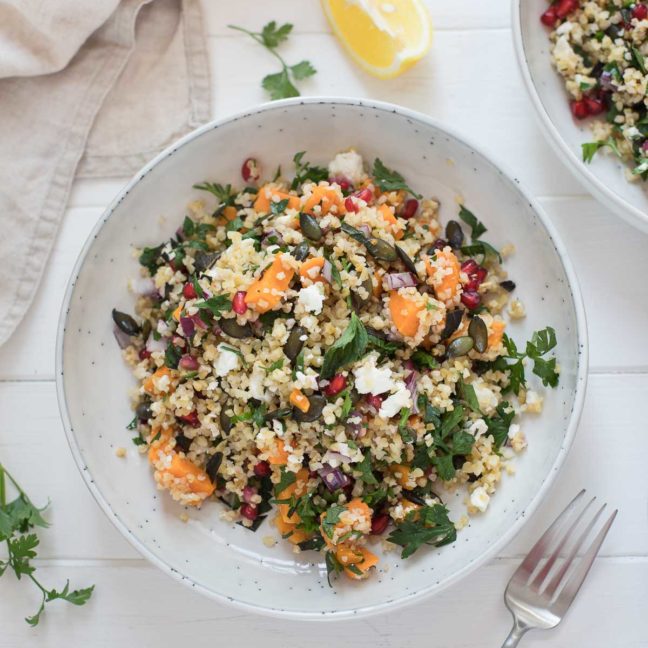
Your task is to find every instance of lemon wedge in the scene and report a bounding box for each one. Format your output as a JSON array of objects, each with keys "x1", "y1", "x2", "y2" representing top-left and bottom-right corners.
[{"x1": 322, "y1": 0, "x2": 433, "y2": 79}]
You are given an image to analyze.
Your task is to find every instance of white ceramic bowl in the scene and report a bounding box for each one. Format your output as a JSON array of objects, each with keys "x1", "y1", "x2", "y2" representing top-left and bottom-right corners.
[
  {"x1": 56, "y1": 97, "x2": 587, "y2": 619},
  {"x1": 513, "y1": 0, "x2": 648, "y2": 232}
]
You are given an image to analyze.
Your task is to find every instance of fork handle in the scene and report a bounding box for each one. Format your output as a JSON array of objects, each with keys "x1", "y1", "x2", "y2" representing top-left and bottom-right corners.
[{"x1": 501, "y1": 620, "x2": 529, "y2": 648}]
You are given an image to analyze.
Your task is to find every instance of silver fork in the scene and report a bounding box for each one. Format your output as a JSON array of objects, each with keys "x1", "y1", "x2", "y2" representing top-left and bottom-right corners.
[{"x1": 501, "y1": 490, "x2": 617, "y2": 647}]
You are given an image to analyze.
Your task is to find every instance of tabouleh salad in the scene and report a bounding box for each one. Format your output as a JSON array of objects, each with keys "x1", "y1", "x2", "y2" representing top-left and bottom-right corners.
[
  {"x1": 112, "y1": 150, "x2": 560, "y2": 583},
  {"x1": 541, "y1": 0, "x2": 648, "y2": 180}
]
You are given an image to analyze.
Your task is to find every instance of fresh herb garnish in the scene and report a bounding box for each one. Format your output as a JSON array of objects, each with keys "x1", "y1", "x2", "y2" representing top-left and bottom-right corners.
[
  {"x1": 356, "y1": 452, "x2": 378, "y2": 485},
  {"x1": 291, "y1": 151, "x2": 329, "y2": 190},
  {"x1": 387, "y1": 504, "x2": 456, "y2": 558},
  {"x1": 411, "y1": 349, "x2": 439, "y2": 370},
  {"x1": 193, "y1": 182, "x2": 235, "y2": 207},
  {"x1": 0, "y1": 464, "x2": 94, "y2": 625},
  {"x1": 263, "y1": 359, "x2": 284, "y2": 374},
  {"x1": 321, "y1": 504, "x2": 346, "y2": 539},
  {"x1": 457, "y1": 379, "x2": 481, "y2": 414},
  {"x1": 372, "y1": 159, "x2": 422, "y2": 198},
  {"x1": 582, "y1": 137, "x2": 623, "y2": 164},
  {"x1": 367, "y1": 333, "x2": 401, "y2": 359},
  {"x1": 164, "y1": 342, "x2": 181, "y2": 369},
  {"x1": 458, "y1": 204, "x2": 501, "y2": 261},
  {"x1": 320, "y1": 313, "x2": 368, "y2": 380},
  {"x1": 458, "y1": 205, "x2": 487, "y2": 239},
  {"x1": 194, "y1": 294, "x2": 231, "y2": 318},
  {"x1": 630, "y1": 45, "x2": 646, "y2": 74},
  {"x1": 219, "y1": 344, "x2": 247, "y2": 368},
  {"x1": 274, "y1": 468, "x2": 297, "y2": 497},
  {"x1": 228, "y1": 22, "x2": 316, "y2": 100},
  {"x1": 484, "y1": 402, "x2": 515, "y2": 450},
  {"x1": 139, "y1": 244, "x2": 164, "y2": 275},
  {"x1": 325, "y1": 550, "x2": 344, "y2": 586}
]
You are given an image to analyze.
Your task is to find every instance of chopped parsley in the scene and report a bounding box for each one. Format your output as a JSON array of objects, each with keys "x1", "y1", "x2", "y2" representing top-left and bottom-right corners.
[
  {"x1": 372, "y1": 158, "x2": 422, "y2": 198},
  {"x1": 387, "y1": 504, "x2": 457, "y2": 558}
]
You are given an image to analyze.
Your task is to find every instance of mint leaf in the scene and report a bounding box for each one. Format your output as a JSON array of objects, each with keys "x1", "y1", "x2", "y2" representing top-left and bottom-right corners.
[{"x1": 320, "y1": 313, "x2": 368, "y2": 380}]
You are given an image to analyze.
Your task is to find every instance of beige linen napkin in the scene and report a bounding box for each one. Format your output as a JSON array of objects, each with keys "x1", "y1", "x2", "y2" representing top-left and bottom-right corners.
[{"x1": 0, "y1": 0, "x2": 211, "y2": 346}]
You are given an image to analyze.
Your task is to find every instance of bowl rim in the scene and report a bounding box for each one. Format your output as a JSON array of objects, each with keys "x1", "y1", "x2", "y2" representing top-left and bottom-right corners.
[
  {"x1": 511, "y1": 0, "x2": 648, "y2": 233},
  {"x1": 56, "y1": 95, "x2": 589, "y2": 620}
]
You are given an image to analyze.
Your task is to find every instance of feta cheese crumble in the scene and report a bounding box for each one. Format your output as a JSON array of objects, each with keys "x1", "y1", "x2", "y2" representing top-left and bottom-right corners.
[
  {"x1": 298, "y1": 283, "x2": 325, "y2": 314},
  {"x1": 213, "y1": 343, "x2": 240, "y2": 377},
  {"x1": 470, "y1": 486, "x2": 490, "y2": 513},
  {"x1": 353, "y1": 353, "x2": 394, "y2": 395}
]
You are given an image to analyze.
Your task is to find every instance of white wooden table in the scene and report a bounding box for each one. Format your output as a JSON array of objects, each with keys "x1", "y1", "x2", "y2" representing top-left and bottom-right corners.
[{"x1": 1, "y1": 1, "x2": 647, "y2": 645}]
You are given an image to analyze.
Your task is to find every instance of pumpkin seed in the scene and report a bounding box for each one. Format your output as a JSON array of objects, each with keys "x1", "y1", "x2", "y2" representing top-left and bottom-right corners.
[
  {"x1": 174, "y1": 434, "x2": 192, "y2": 454},
  {"x1": 206, "y1": 452, "x2": 223, "y2": 483},
  {"x1": 500, "y1": 280, "x2": 516, "y2": 292},
  {"x1": 292, "y1": 241, "x2": 310, "y2": 261},
  {"x1": 285, "y1": 325, "x2": 306, "y2": 362},
  {"x1": 219, "y1": 317, "x2": 253, "y2": 339},
  {"x1": 447, "y1": 335, "x2": 474, "y2": 358},
  {"x1": 194, "y1": 250, "x2": 221, "y2": 272},
  {"x1": 292, "y1": 394, "x2": 327, "y2": 422},
  {"x1": 445, "y1": 220, "x2": 464, "y2": 249},
  {"x1": 395, "y1": 245, "x2": 418, "y2": 275},
  {"x1": 264, "y1": 407, "x2": 292, "y2": 422},
  {"x1": 365, "y1": 237, "x2": 398, "y2": 262},
  {"x1": 219, "y1": 405, "x2": 233, "y2": 435},
  {"x1": 440, "y1": 309, "x2": 464, "y2": 340},
  {"x1": 112, "y1": 309, "x2": 141, "y2": 336},
  {"x1": 351, "y1": 275, "x2": 374, "y2": 309},
  {"x1": 135, "y1": 400, "x2": 151, "y2": 420},
  {"x1": 299, "y1": 213, "x2": 323, "y2": 241},
  {"x1": 468, "y1": 316, "x2": 488, "y2": 353}
]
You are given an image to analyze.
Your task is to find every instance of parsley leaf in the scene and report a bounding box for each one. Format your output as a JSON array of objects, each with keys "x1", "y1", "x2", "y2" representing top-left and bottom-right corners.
[
  {"x1": 631, "y1": 45, "x2": 646, "y2": 74},
  {"x1": 138, "y1": 244, "x2": 164, "y2": 275},
  {"x1": 387, "y1": 504, "x2": 456, "y2": 559},
  {"x1": 484, "y1": 402, "x2": 515, "y2": 450},
  {"x1": 164, "y1": 342, "x2": 181, "y2": 369},
  {"x1": 274, "y1": 469, "x2": 297, "y2": 497},
  {"x1": 229, "y1": 23, "x2": 316, "y2": 100},
  {"x1": 582, "y1": 137, "x2": 623, "y2": 164},
  {"x1": 193, "y1": 182, "x2": 235, "y2": 206},
  {"x1": 457, "y1": 379, "x2": 481, "y2": 414},
  {"x1": 194, "y1": 294, "x2": 231, "y2": 318},
  {"x1": 291, "y1": 151, "x2": 329, "y2": 189},
  {"x1": 372, "y1": 159, "x2": 422, "y2": 199},
  {"x1": 0, "y1": 464, "x2": 94, "y2": 625},
  {"x1": 321, "y1": 504, "x2": 346, "y2": 539},
  {"x1": 411, "y1": 349, "x2": 439, "y2": 370},
  {"x1": 356, "y1": 452, "x2": 378, "y2": 485},
  {"x1": 458, "y1": 205, "x2": 487, "y2": 239},
  {"x1": 320, "y1": 313, "x2": 368, "y2": 380}
]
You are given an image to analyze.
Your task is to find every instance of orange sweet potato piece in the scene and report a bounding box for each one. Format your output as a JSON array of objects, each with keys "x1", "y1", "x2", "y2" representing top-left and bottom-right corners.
[
  {"x1": 143, "y1": 366, "x2": 175, "y2": 396},
  {"x1": 378, "y1": 204, "x2": 404, "y2": 240},
  {"x1": 389, "y1": 464, "x2": 411, "y2": 488},
  {"x1": 290, "y1": 388, "x2": 310, "y2": 413},
  {"x1": 268, "y1": 439, "x2": 290, "y2": 466},
  {"x1": 274, "y1": 515, "x2": 311, "y2": 545},
  {"x1": 245, "y1": 254, "x2": 295, "y2": 313},
  {"x1": 389, "y1": 290, "x2": 422, "y2": 338},
  {"x1": 426, "y1": 249, "x2": 460, "y2": 303},
  {"x1": 254, "y1": 186, "x2": 300, "y2": 213},
  {"x1": 277, "y1": 468, "x2": 309, "y2": 524},
  {"x1": 299, "y1": 257, "x2": 326, "y2": 284},
  {"x1": 488, "y1": 320, "x2": 506, "y2": 349},
  {"x1": 303, "y1": 186, "x2": 346, "y2": 216},
  {"x1": 343, "y1": 546, "x2": 379, "y2": 580},
  {"x1": 166, "y1": 455, "x2": 215, "y2": 497}
]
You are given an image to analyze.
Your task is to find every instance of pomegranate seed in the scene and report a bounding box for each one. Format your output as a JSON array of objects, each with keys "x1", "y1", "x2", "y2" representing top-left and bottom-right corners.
[
  {"x1": 555, "y1": 0, "x2": 578, "y2": 18},
  {"x1": 474, "y1": 266, "x2": 488, "y2": 283},
  {"x1": 584, "y1": 97, "x2": 604, "y2": 115},
  {"x1": 253, "y1": 460, "x2": 271, "y2": 477},
  {"x1": 183, "y1": 282, "x2": 197, "y2": 299},
  {"x1": 570, "y1": 99, "x2": 588, "y2": 120},
  {"x1": 356, "y1": 187, "x2": 373, "y2": 204},
  {"x1": 241, "y1": 157, "x2": 260, "y2": 183},
  {"x1": 642, "y1": 141, "x2": 648, "y2": 153},
  {"x1": 461, "y1": 259, "x2": 479, "y2": 275},
  {"x1": 179, "y1": 354, "x2": 199, "y2": 370},
  {"x1": 432, "y1": 238, "x2": 449, "y2": 250},
  {"x1": 240, "y1": 503, "x2": 258, "y2": 520},
  {"x1": 242, "y1": 486, "x2": 257, "y2": 503},
  {"x1": 330, "y1": 177, "x2": 352, "y2": 193},
  {"x1": 464, "y1": 278, "x2": 480, "y2": 292},
  {"x1": 366, "y1": 394, "x2": 383, "y2": 411},
  {"x1": 179, "y1": 411, "x2": 200, "y2": 428},
  {"x1": 461, "y1": 290, "x2": 481, "y2": 310},
  {"x1": 324, "y1": 374, "x2": 347, "y2": 397},
  {"x1": 371, "y1": 513, "x2": 390, "y2": 535},
  {"x1": 540, "y1": 6, "x2": 558, "y2": 26},
  {"x1": 232, "y1": 291, "x2": 247, "y2": 315},
  {"x1": 344, "y1": 196, "x2": 359, "y2": 213},
  {"x1": 632, "y1": 3, "x2": 647, "y2": 19},
  {"x1": 400, "y1": 199, "x2": 419, "y2": 219},
  {"x1": 139, "y1": 347, "x2": 151, "y2": 360}
]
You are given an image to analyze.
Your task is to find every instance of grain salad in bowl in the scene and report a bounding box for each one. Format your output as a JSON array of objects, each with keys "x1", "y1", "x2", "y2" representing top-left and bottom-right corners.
[
  {"x1": 541, "y1": 0, "x2": 648, "y2": 181},
  {"x1": 112, "y1": 149, "x2": 560, "y2": 584}
]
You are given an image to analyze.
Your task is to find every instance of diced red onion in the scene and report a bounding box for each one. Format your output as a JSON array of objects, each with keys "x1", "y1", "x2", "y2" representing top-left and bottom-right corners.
[
  {"x1": 346, "y1": 411, "x2": 365, "y2": 439},
  {"x1": 321, "y1": 260, "x2": 333, "y2": 283},
  {"x1": 322, "y1": 450, "x2": 353, "y2": 467},
  {"x1": 405, "y1": 371, "x2": 419, "y2": 414},
  {"x1": 146, "y1": 334, "x2": 167, "y2": 353},
  {"x1": 242, "y1": 486, "x2": 257, "y2": 503},
  {"x1": 384, "y1": 272, "x2": 417, "y2": 290},
  {"x1": 318, "y1": 465, "x2": 351, "y2": 492},
  {"x1": 190, "y1": 312, "x2": 208, "y2": 330},
  {"x1": 262, "y1": 229, "x2": 285, "y2": 249},
  {"x1": 156, "y1": 319, "x2": 171, "y2": 336},
  {"x1": 172, "y1": 335, "x2": 185, "y2": 348},
  {"x1": 179, "y1": 354, "x2": 199, "y2": 370},
  {"x1": 599, "y1": 71, "x2": 615, "y2": 91},
  {"x1": 113, "y1": 325, "x2": 132, "y2": 350},
  {"x1": 358, "y1": 224, "x2": 371, "y2": 237},
  {"x1": 179, "y1": 316, "x2": 195, "y2": 338}
]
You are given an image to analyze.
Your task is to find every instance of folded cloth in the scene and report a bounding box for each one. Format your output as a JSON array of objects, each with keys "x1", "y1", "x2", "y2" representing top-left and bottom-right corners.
[{"x1": 0, "y1": 0, "x2": 211, "y2": 345}]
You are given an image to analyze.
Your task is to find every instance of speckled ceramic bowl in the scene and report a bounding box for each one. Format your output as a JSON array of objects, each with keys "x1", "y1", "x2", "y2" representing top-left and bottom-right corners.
[
  {"x1": 56, "y1": 97, "x2": 587, "y2": 619},
  {"x1": 513, "y1": 0, "x2": 648, "y2": 232}
]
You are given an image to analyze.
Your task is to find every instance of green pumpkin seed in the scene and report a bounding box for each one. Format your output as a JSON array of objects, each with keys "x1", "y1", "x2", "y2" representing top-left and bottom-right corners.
[
  {"x1": 395, "y1": 245, "x2": 418, "y2": 275},
  {"x1": 206, "y1": 452, "x2": 223, "y2": 483},
  {"x1": 219, "y1": 318, "x2": 253, "y2": 339},
  {"x1": 292, "y1": 241, "x2": 310, "y2": 261},
  {"x1": 440, "y1": 309, "x2": 464, "y2": 340},
  {"x1": 468, "y1": 316, "x2": 488, "y2": 353},
  {"x1": 445, "y1": 220, "x2": 464, "y2": 249},
  {"x1": 447, "y1": 335, "x2": 474, "y2": 358},
  {"x1": 112, "y1": 309, "x2": 141, "y2": 336},
  {"x1": 135, "y1": 401, "x2": 151, "y2": 420},
  {"x1": 292, "y1": 394, "x2": 327, "y2": 422},
  {"x1": 299, "y1": 213, "x2": 323, "y2": 241},
  {"x1": 219, "y1": 405, "x2": 233, "y2": 435},
  {"x1": 365, "y1": 237, "x2": 398, "y2": 262},
  {"x1": 264, "y1": 407, "x2": 292, "y2": 422},
  {"x1": 285, "y1": 325, "x2": 306, "y2": 362},
  {"x1": 351, "y1": 275, "x2": 374, "y2": 309},
  {"x1": 194, "y1": 250, "x2": 221, "y2": 272}
]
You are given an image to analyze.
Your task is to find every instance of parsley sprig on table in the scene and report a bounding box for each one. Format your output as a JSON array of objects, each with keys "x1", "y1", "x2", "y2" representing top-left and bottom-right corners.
[
  {"x1": 228, "y1": 22, "x2": 316, "y2": 100},
  {"x1": 0, "y1": 463, "x2": 94, "y2": 626}
]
